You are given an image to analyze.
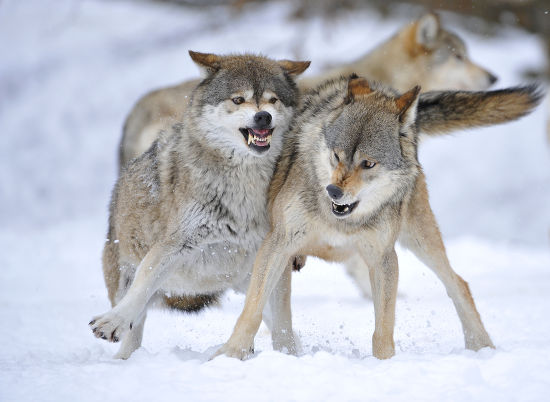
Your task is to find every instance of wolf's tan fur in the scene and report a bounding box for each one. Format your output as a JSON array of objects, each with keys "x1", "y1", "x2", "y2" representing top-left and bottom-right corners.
[
  {"x1": 300, "y1": 13, "x2": 496, "y2": 92},
  {"x1": 215, "y1": 77, "x2": 540, "y2": 360}
]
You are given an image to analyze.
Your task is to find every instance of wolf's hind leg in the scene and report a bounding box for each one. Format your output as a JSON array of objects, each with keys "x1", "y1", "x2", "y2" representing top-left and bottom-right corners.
[
  {"x1": 113, "y1": 313, "x2": 147, "y2": 360},
  {"x1": 343, "y1": 253, "x2": 373, "y2": 299},
  {"x1": 400, "y1": 173, "x2": 494, "y2": 350},
  {"x1": 267, "y1": 261, "x2": 299, "y2": 355}
]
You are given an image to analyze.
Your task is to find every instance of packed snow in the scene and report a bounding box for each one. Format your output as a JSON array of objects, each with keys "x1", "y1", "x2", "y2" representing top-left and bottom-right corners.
[{"x1": 1, "y1": 1, "x2": 549, "y2": 401}]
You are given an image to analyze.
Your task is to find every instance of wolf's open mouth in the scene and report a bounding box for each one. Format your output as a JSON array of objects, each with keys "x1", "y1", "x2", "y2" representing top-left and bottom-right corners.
[
  {"x1": 239, "y1": 128, "x2": 273, "y2": 153},
  {"x1": 331, "y1": 201, "x2": 359, "y2": 217}
]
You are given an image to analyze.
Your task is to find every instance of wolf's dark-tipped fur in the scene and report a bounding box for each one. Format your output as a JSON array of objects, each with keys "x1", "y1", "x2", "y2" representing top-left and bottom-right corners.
[
  {"x1": 163, "y1": 293, "x2": 222, "y2": 313},
  {"x1": 416, "y1": 85, "x2": 543, "y2": 135}
]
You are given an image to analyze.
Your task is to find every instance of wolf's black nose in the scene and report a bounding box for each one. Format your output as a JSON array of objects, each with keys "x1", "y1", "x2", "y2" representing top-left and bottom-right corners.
[
  {"x1": 326, "y1": 184, "x2": 343, "y2": 200},
  {"x1": 254, "y1": 111, "x2": 272, "y2": 127},
  {"x1": 488, "y1": 73, "x2": 498, "y2": 85}
]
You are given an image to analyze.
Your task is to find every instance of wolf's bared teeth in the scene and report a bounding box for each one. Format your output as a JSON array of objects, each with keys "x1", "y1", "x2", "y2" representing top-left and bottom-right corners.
[
  {"x1": 248, "y1": 134, "x2": 253, "y2": 145},
  {"x1": 251, "y1": 134, "x2": 272, "y2": 145}
]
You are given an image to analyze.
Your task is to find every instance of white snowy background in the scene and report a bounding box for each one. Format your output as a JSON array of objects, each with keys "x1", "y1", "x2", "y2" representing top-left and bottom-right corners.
[{"x1": 1, "y1": 0, "x2": 549, "y2": 401}]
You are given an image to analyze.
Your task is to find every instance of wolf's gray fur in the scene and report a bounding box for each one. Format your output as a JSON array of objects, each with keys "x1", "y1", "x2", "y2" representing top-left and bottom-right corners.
[{"x1": 91, "y1": 51, "x2": 309, "y2": 359}]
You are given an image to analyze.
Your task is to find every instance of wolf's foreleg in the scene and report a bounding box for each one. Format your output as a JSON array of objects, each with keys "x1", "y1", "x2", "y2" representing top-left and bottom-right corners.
[
  {"x1": 90, "y1": 244, "x2": 180, "y2": 347},
  {"x1": 399, "y1": 173, "x2": 494, "y2": 351},
  {"x1": 214, "y1": 229, "x2": 297, "y2": 360},
  {"x1": 359, "y1": 248, "x2": 399, "y2": 359}
]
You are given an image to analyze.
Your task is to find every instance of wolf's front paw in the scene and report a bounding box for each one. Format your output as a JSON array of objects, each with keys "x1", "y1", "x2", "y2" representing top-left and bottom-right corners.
[
  {"x1": 89, "y1": 310, "x2": 132, "y2": 343},
  {"x1": 465, "y1": 332, "x2": 495, "y2": 351},
  {"x1": 211, "y1": 342, "x2": 254, "y2": 361},
  {"x1": 372, "y1": 333, "x2": 395, "y2": 360}
]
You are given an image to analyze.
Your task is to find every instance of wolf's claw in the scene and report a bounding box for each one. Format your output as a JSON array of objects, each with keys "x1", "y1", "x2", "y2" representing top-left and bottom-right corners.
[{"x1": 89, "y1": 310, "x2": 131, "y2": 343}]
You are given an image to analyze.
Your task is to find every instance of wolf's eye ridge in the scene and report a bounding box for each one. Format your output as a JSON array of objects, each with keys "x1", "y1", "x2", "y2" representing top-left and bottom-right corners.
[
  {"x1": 269, "y1": 97, "x2": 278, "y2": 104},
  {"x1": 232, "y1": 97, "x2": 245, "y2": 105},
  {"x1": 361, "y1": 160, "x2": 376, "y2": 169}
]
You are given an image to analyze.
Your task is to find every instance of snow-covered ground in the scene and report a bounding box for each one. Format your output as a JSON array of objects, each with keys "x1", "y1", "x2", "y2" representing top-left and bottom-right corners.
[{"x1": 1, "y1": 1, "x2": 549, "y2": 401}]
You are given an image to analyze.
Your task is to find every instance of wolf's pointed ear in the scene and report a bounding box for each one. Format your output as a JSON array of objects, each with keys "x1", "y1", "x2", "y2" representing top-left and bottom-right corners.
[
  {"x1": 396, "y1": 85, "x2": 421, "y2": 126},
  {"x1": 189, "y1": 50, "x2": 222, "y2": 76},
  {"x1": 345, "y1": 77, "x2": 373, "y2": 104},
  {"x1": 416, "y1": 13, "x2": 440, "y2": 48},
  {"x1": 277, "y1": 60, "x2": 311, "y2": 76}
]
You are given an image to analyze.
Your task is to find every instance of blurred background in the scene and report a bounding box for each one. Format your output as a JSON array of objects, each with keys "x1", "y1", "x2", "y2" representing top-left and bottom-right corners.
[{"x1": 1, "y1": 0, "x2": 548, "y2": 246}]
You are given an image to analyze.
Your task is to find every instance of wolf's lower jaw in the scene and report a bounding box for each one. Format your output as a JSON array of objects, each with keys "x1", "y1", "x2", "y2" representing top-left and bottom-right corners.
[{"x1": 331, "y1": 200, "x2": 359, "y2": 217}]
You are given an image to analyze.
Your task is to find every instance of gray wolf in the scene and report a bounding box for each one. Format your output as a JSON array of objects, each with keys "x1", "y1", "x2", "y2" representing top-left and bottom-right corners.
[
  {"x1": 89, "y1": 51, "x2": 310, "y2": 359},
  {"x1": 118, "y1": 13, "x2": 495, "y2": 172},
  {"x1": 300, "y1": 13, "x2": 497, "y2": 92},
  {"x1": 214, "y1": 76, "x2": 541, "y2": 360}
]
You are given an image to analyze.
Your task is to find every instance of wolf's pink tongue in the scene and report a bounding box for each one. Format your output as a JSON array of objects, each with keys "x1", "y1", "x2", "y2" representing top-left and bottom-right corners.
[{"x1": 253, "y1": 129, "x2": 270, "y2": 136}]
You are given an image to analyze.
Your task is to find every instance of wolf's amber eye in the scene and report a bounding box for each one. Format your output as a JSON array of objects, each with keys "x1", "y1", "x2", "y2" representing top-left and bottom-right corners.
[
  {"x1": 361, "y1": 160, "x2": 376, "y2": 169},
  {"x1": 232, "y1": 97, "x2": 245, "y2": 105},
  {"x1": 269, "y1": 97, "x2": 278, "y2": 104}
]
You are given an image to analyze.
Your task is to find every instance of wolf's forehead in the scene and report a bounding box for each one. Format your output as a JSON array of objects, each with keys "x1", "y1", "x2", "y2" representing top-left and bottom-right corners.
[
  {"x1": 326, "y1": 106, "x2": 395, "y2": 144},
  {"x1": 211, "y1": 68, "x2": 295, "y2": 104},
  {"x1": 325, "y1": 107, "x2": 402, "y2": 164}
]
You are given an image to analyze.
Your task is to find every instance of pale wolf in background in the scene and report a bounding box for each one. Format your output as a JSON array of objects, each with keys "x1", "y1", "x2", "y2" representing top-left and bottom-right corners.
[
  {"x1": 300, "y1": 13, "x2": 497, "y2": 91},
  {"x1": 214, "y1": 76, "x2": 541, "y2": 360},
  {"x1": 118, "y1": 13, "x2": 496, "y2": 171},
  {"x1": 89, "y1": 51, "x2": 310, "y2": 359}
]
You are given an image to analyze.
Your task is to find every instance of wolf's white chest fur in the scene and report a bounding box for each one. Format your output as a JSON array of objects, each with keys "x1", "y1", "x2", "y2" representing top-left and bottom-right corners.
[{"x1": 161, "y1": 155, "x2": 276, "y2": 295}]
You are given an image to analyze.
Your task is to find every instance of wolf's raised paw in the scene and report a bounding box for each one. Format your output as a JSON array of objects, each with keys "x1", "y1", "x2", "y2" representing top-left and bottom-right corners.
[{"x1": 89, "y1": 310, "x2": 132, "y2": 343}]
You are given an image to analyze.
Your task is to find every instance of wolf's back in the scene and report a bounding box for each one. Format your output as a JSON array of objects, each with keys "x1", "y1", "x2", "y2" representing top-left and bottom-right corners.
[{"x1": 417, "y1": 85, "x2": 543, "y2": 136}]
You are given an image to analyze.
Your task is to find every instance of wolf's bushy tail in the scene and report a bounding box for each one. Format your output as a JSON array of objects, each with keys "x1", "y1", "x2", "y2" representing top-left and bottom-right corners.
[
  {"x1": 416, "y1": 85, "x2": 543, "y2": 136},
  {"x1": 163, "y1": 293, "x2": 222, "y2": 313}
]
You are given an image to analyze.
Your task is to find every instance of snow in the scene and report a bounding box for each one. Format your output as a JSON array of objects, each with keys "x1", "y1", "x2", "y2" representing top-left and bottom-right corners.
[{"x1": 1, "y1": 0, "x2": 549, "y2": 401}]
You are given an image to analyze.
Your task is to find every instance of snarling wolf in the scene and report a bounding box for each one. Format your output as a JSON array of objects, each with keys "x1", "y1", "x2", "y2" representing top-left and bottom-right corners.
[
  {"x1": 89, "y1": 51, "x2": 310, "y2": 359},
  {"x1": 215, "y1": 76, "x2": 541, "y2": 360}
]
